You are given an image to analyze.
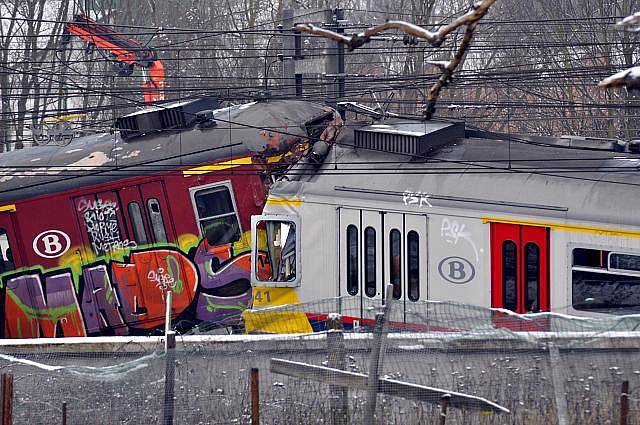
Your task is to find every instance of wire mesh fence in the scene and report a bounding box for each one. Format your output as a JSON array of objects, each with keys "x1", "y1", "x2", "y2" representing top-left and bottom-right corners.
[{"x1": 0, "y1": 296, "x2": 639, "y2": 424}]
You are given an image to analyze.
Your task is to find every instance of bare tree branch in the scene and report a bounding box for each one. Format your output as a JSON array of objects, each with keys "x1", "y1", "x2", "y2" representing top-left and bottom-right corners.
[
  {"x1": 296, "y1": 0, "x2": 496, "y2": 49},
  {"x1": 295, "y1": 0, "x2": 497, "y2": 119}
]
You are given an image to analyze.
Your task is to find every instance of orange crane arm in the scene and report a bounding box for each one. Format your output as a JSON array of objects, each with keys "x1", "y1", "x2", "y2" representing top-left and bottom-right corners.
[{"x1": 61, "y1": 15, "x2": 165, "y2": 103}]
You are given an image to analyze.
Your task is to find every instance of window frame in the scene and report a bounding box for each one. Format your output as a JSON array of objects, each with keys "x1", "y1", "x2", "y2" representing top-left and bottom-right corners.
[
  {"x1": 570, "y1": 244, "x2": 640, "y2": 312},
  {"x1": 127, "y1": 201, "x2": 150, "y2": 246},
  {"x1": 407, "y1": 230, "x2": 420, "y2": 302},
  {"x1": 346, "y1": 224, "x2": 359, "y2": 296},
  {"x1": 364, "y1": 226, "x2": 377, "y2": 298},
  {"x1": 146, "y1": 198, "x2": 168, "y2": 243},
  {"x1": 0, "y1": 228, "x2": 15, "y2": 274},
  {"x1": 250, "y1": 214, "x2": 301, "y2": 288},
  {"x1": 189, "y1": 181, "x2": 243, "y2": 243}
]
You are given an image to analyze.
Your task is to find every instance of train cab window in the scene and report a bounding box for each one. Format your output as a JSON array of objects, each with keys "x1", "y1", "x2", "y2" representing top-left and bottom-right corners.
[
  {"x1": 0, "y1": 229, "x2": 15, "y2": 274},
  {"x1": 364, "y1": 227, "x2": 376, "y2": 298},
  {"x1": 502, "y1": 241, "x2": 518, "y2": 311},
  {"x1": 572, "y1": 248, "x2": 640, "y2": 312},
  {"x1": 524, "y1": 243, "x2": 540, "y2": 313},
  {"x1": 347, "y1": 225, "x2": 359, "y2": 296},
  {"x1": 127, "y1": 202, "x2": 149, "y2": 245},
  {"x1": 252, "y1": 216, "x2": 300, "y2": 286},
  {"x1": 389, "y1": 229, "x2": 402, "y2": 299},
  {"x1": 407, "y1": 231, "x2": 420, "y2": 301},
  {"x1": 147, "y1": 198, "x2": 168, "y2": 243},
  {"x1": 192, "y1": 185, "x2": 241, "y2": 245}
]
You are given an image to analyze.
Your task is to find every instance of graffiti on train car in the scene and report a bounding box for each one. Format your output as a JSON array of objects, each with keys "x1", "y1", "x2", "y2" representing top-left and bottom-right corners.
[{"x1": 0, "y1": 235, "x2": 257, "y2": 338}]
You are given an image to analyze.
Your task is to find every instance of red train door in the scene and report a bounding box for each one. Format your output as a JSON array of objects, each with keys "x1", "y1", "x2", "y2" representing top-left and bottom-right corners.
[{"x1": 490, "y1": 223, "x2": 550, "y2": 314}]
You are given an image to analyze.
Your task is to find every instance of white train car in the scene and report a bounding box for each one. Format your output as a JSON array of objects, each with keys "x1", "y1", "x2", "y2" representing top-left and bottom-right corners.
[{"x1": 249, "y1": 119, "x2": 640, "y2": 327}]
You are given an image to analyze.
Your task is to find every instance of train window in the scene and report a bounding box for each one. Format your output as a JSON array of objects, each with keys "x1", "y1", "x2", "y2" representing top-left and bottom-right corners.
[
  {"x1": 192, "y1": 185, "x2": 241, "y2": 245},
  {"x1": 524, "y1": 243, "x2": 540, "y2": 313},
  {"x1": 502, "y1": 240, "x2": 518, "y2": 311},
  {"x1": 251, "y1": 216, "x2": 300, "y2": 287},
  {"x1": 407, "y1": 231, "x2": 419, "y2": 301},
  {"x1": 573, "y1": 248, "x2": 609, "y2": 268},
  {"x1": 364, "y1": 227, "x2": 376, "y2": 298},
  {"x1": 609, "y1": 253, "x2": 640, "y2": 272},
  {"x1": 572, "y1": 247, "x2": 640, "y2": 312},
  {"x1": 572, "y1": 271, "x2": 640, "y2": 312},
  {"x1": 389, "y1": 229, "x2": 401, "y2": 299},
  {"x1": 0, "y1": 229, "x2": 15, "y2": 274},
  {"x1": 347, "y1": 225, "x2": 359, "y2": 296},
  {"x1": 147, "y1": 198, "x2": 168, "y2": 243},
  {"x1": 127, "y1": 202, "x2": 149, "y2": 245}
]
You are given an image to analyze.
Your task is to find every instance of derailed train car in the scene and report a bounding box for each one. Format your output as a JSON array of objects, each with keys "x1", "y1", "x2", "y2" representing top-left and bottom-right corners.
[
  {"x1": 0, "y1": 97, "x2": 342, "y2": 338},
  {"x1": 250, "y1": 119, "x2": 640, "y2": 329}
]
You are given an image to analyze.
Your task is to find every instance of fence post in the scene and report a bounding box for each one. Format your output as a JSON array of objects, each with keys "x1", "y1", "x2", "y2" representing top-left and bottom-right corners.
[
  {"x1": 251, "y1": 368, "x2": 260, "y2": 425},
  {"x1": 439, "y1": 394, "x2": 451, "y2": 425},
  {"x1": 364, "y1": 283, "x2": 394, "y2": 425},
  {"x1": 549, "y1": 344, "x2": 568, "y2": 425},
  {"x1": 326, "y1": 314, "x2": 347, "y2": 425},
  {"x1": 163, "y1": 291, "x2": 176, "y2": 425},
  {"x1": 62, "y1": 402, "x2": 67, "y2": 425},
  {"x1": 620, "y1": 380, "x2": 629, "y2": 425},
  {"x1": 1, "y1": 373, "x2": 13, "y2": 425}
]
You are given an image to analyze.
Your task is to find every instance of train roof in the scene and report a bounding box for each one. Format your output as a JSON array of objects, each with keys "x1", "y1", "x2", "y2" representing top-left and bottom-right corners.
[
  {"x1": 0, "y1": 99, "x2": 331, "y2": 205},
  {"x1": 270, "y1": 120, "x2": 640, "y2": 227}
]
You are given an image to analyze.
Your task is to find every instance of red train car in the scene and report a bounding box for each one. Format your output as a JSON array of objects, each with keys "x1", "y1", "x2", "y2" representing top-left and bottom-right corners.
[{"x1": 0, "y1": 98, "x2": 341, "y2": 338}]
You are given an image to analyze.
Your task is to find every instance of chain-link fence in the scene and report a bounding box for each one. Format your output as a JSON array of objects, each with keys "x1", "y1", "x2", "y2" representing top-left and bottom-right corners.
[{"x1": 1, "y1": 295, "x2": 639, "y2": 424}]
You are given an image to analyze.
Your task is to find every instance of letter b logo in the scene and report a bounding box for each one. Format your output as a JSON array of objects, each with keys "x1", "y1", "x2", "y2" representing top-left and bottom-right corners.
[
  {"x1": 33, "y1": 230, "x2": 71, "y2": 259},
  {"x1": 438, "y1": 256, "x2": 475, "y2": 284}
]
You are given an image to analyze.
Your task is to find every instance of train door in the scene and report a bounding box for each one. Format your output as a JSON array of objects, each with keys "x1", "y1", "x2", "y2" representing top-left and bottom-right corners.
[
  {"x1": 490, "y1": 223, "x2": 550, "y2": 314},
  {"x1": 383, "y1": 213, "x2": 428, "y2": 324},
  {"x1": 120, "y1": 182, "x2": 175, "y2": 246},
  {"x1": 0, "y1": 210, "x2": 22, "y2": 273},
  {"x1": 138, "y1": 181, "x2": 175, "y2": 244},
  {"x1": 339, "y1": 208, "x2": 427, "y2": 327}
]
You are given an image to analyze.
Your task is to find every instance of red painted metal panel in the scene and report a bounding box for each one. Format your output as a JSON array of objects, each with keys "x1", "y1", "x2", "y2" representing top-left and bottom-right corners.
[
  {"x1": 119, "y1": 185, "x2": 151, "y2": 246},
  {"x1": 491, "y1": 223, "x2": 550, "y2": 317},
  {"x1": 490, "y1": 223, "x2": 520, "y2": 311},
  {"x1": 521, "y1": 226, "x2": 550, "y2": 312}
]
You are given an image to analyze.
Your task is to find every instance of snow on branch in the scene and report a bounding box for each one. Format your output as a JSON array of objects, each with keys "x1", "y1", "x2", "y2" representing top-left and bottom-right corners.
[
  {"x1": 295, "y1": 0, "x2": 497, "y2": 120},
  {"x1": 599, "y1": 13, "x2": 640, "y2": 90},
  {"x1": 616, "y1": 12, "x2": 640, "y2": 32}
]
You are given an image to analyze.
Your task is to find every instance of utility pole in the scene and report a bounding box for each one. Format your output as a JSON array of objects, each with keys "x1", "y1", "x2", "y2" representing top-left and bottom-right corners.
[
  {"x1": 324, "y1": 8, "x2": 345, "y2": 114},
  {"x1": 281, "y1": 8, "x2": 346, "y2": 108}
]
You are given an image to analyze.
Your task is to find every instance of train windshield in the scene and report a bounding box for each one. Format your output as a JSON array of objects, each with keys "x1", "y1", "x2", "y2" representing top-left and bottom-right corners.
[{"x1": 255, "y1": 220, "x2": 297, "y2": 283}]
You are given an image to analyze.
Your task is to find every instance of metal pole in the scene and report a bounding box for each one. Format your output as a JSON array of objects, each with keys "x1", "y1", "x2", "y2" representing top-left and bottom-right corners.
[
  {"x1": 364, "y1": 283, "x2": 394, "y2": 425},
  {"x1": 164, "y1": 291, "x2": 175, "y2": 353},
  {"x1": 549, "y1": 344, "x2": 568, "y2": 425},
  {"x1": 251, "y1": 368, "x2": 260, "y2": 425},
  {"x1": 327, "y1": 314, "x2": 347, "y2": 425},
  {"x1": 163, "y1": 331, "x2": 176, "y2": 425},
  {"x1": 439, "y1": 394, "x2": 451, "y2": 425},
  {"x1": 620, "y1": 380, "x2": 629, "y2": 425},
  {"x1": 62, "y1": 402, "x2": 67, "y2": 425},
  {"x1": 281, "y1": 10, "x2": 296, "y2": 97},
  {"x1": 1, "y1": 373, "x2": 13, "y2": 425},
  {"x1": 163, "y1": 290, "x2": 176, "y2": 425}
]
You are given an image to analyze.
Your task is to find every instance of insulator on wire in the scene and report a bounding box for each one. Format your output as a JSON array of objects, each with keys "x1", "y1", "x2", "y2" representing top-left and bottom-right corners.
[{"x1": 402, "y1": 35, "x2": 418, "y2": 46}]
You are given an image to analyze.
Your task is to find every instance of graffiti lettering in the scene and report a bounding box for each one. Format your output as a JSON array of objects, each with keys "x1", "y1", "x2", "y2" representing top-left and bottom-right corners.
[
  {"x1": 0, "y1": 238, "x2": 254, "y2": 338},
  {"x1": 78, "y1": 198, "x2": 136, "y2": 255},
  {"x1": 440, "y1": 218, "x2": 480, "y2": 263},
  {"x1": 402, "y1": 190, "x2": 433, "y2": 208}
]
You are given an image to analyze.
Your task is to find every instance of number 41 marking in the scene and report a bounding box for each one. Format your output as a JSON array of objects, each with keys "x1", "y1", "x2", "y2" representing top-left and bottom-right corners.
[{"x1": 254, "y1": 290, "x2": 271, "y2": 303}]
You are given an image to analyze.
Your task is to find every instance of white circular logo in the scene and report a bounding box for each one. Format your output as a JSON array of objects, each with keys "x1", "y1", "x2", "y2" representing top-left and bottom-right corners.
[{"x1": 33, "y1": 230, "x2": 71, "y2": 259}]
